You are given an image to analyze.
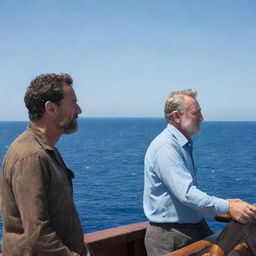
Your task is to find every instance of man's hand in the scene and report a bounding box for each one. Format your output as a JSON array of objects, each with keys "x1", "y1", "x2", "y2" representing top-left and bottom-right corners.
[{"x1": 227, "y1": 199, "x2": 256, "y2": 224}]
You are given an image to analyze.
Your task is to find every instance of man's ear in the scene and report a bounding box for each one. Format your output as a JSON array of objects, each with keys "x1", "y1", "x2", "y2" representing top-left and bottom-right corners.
[
  {"x1": 172, "y1": 111, "x2": 182, "y2": 123},
  {"x1": 45, "y1": 101, "x2": 57, "y2": 115}
]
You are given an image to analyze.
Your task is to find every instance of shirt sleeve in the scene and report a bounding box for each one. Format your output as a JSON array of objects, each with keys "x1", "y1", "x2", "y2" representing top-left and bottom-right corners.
[
  {"x1": 12, "y1": 155, "x2": 81, "y2": 256},
  {"x1": 155, "y1": 144, "x2": 228, "y2": 215}
]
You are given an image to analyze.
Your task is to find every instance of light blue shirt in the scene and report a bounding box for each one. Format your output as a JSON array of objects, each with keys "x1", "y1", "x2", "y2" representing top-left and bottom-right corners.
[{"x1": 143, "y1": 124, "x2": 228, "y2": 223}]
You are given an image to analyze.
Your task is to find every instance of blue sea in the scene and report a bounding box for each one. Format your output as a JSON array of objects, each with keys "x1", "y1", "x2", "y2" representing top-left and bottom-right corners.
[{"x1": 0, "y1": 118, "x2": 256, "y2": 242}]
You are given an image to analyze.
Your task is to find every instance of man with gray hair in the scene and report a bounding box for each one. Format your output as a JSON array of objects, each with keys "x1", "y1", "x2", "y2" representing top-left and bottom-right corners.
[{"x1": 143, "y1": 89, "x2": 256, "y2": 256}]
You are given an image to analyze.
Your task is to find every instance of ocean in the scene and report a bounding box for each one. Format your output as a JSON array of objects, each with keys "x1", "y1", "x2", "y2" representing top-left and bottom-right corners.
[{"x1": 0, "y1": 118, "x2": 256, "y2": 242}]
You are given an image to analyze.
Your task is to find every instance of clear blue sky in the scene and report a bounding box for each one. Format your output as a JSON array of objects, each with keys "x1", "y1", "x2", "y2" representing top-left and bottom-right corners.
[{"x1": 0, "y1": 0, "x2": 255, "y2": 121}]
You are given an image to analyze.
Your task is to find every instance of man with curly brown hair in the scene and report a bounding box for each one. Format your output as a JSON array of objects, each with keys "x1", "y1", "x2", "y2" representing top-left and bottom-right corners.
[{"x1": 0, "y1": 73, "x2": 90, "y2": 255}]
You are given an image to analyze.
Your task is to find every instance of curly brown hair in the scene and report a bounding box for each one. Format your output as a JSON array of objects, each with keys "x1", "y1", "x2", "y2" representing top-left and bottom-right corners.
[{"x1": 24, "y1": 73, "x2": 73, "y2": 121}]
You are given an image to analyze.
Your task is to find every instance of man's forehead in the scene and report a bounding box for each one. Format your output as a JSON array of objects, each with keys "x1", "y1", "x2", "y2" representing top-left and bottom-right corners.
[
  {"x1": 184, "y1": 95, "x2": 198, "y2": 104},
  {"x1": 62, "y1": 84, "x2": 77, "y2": 99},
  {"x1": 184, "y1": 96, "x2": 200, "y2": 109},
  {"x1": 63, "y1": 83, "x2": 74, "y2": 93}
]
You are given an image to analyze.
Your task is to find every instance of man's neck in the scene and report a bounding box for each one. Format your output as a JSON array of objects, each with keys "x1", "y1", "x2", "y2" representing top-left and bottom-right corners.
[
  {"x1": 32, "y1": 120, "x2": 61, "y2": 147},
  {"x1": 170, "y1": 122, "x2": 190, "y2": 139}
]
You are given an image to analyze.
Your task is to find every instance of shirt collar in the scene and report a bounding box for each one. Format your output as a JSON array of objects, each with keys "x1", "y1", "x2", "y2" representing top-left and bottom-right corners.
[
  {"x1": 27, "y1": 122, "x2": 55, "y2": 151},
  {"x1": 166, "y1": 123, "x2": 189, "y2": 147}
]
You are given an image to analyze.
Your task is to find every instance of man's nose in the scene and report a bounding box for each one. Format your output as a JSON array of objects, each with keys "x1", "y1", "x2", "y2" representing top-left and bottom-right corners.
[{"x1": 75, "y1": 103, "x2": 82, "y2": 114}]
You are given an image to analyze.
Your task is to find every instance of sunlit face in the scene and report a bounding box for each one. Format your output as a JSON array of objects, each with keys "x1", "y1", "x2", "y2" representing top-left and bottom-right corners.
[
  {"x1": 180, "y1": 96, "x2": 204, "y2": 138},
  {"x1": 54, "y1": 84, "x2": 82, "y2": 134}
]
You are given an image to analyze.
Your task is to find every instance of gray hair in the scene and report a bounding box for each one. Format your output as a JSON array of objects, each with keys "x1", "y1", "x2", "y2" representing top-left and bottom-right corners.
[{"x1": 164, "y1": 89, "x2": 197, "y2": 123}]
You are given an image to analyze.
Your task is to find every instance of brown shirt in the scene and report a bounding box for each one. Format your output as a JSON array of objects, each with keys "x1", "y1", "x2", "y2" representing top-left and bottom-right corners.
[{"x1": 0, "y1": 123, "x2": 88, "y2": 256}]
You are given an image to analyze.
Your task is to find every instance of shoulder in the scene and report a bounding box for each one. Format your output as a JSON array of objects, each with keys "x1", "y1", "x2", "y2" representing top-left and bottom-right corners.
[
  {"x1": 149, "y1": 128, "x2": 180, "y2": 150},
  {"x1": 145, "y1": 128, "x2": 181, "y2": 162},
  {"x1": 3, "y1": 129, "x2": 49, "y2": 169}
]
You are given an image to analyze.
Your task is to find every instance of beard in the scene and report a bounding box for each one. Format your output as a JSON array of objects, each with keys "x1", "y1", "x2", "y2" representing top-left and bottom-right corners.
[
  {"x1": 185, "y1": 122, "x2": 200, "y2": 135},
  {"x1": 181, "y1": 119, "x2": 201, "y2": 137},
  {"x1": 55, "y1": 115, "x2": 78, "y2": 134}
]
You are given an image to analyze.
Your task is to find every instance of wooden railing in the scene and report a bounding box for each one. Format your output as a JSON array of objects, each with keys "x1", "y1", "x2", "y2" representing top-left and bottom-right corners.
[{"x1": 85, "y1": 222, "x2": 148, "y2": 256}]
